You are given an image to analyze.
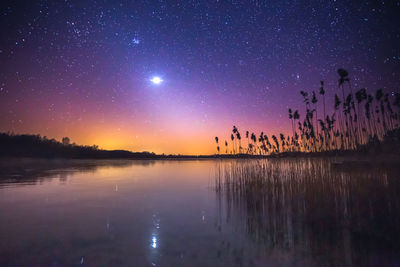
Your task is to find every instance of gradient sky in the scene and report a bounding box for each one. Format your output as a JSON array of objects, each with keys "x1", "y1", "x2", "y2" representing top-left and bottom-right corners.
[{"x1": 0, "y1": 0, "x2": 399, "y2": 154}]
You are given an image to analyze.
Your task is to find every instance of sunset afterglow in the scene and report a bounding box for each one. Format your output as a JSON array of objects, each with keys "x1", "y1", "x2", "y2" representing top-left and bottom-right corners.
[{"x1": 0, "y1": 1, "x2": 398, "y2": 154}]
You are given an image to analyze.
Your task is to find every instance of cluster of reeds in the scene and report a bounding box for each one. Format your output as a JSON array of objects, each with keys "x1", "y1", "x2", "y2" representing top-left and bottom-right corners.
[
  {"x1": 215, "y1": 159, "x2": 400, "y2": 263},
  {"x1": 215, "y1": 69, "x2": 400, "y2": 154}
]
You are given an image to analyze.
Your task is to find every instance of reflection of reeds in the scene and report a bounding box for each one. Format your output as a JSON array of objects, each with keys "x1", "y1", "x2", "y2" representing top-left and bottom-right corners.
[{"x1": 215, "y1": 159, "x2": 400, "y2": 263}]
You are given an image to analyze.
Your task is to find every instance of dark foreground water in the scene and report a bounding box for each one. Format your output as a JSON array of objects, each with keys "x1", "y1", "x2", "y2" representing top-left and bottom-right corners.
[{"x1": 0, "y1": 158, "x2": 399, "y2": 266}]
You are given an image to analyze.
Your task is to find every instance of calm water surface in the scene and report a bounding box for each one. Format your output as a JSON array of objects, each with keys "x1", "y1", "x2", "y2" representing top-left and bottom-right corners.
[{"x1": 0, "y1": 159, "x2": 399, "y2": 266}]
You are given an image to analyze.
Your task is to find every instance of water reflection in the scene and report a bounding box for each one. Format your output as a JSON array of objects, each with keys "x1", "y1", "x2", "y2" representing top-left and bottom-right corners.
[
  {"x1": 0, "y1": 159, "x2": 156, "y2": 187},
  {"x1": 215, "y1": 158, "x2": 400, "y2": 265},
  {"x1": 152, "y1": 235, "x2": 157, "y2": 249},
  {"x1": 0, "y1": 158, "x2": 399, "y2": 266}
]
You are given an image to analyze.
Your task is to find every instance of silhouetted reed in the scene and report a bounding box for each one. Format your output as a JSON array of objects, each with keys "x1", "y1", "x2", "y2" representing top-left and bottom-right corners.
[{"x1": 215, "y1": 69, "x2": 400, "y2": 155}]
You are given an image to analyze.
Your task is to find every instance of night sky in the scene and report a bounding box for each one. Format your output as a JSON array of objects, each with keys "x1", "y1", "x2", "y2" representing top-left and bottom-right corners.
[{"x1": 0, "y1": 0, "x2": 399, "y2": 154}]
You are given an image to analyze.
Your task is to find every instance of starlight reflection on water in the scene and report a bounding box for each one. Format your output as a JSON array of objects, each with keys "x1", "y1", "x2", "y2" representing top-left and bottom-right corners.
[
  {"x1": 151, "y1": 236, "x2": 157, "y2": 249},
  {"x1": 0, "y1": 159, "x2": 399, "y2": 266}
]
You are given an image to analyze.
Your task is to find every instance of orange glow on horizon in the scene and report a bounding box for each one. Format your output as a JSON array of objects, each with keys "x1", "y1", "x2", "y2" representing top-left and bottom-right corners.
[{"x1": 1, "y1": 114, "x2": 291, "y2": 155}]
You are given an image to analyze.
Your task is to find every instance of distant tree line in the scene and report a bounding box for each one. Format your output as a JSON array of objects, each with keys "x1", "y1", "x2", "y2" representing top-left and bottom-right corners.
[
  {"x1": 215, "y1": 69, "x2": 400, "y2": 155},
  {"x1": 0, "y1": 133, "x2": 243, "y2": 159},
  {"x1": 0, "y1": 133, "x2": 157, "y2": 159}
]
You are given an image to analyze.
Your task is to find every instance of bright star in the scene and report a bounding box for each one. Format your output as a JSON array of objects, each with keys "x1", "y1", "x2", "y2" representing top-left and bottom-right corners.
[
  {"x1": 132, "y1": 38, "x2": 140, "y2": 45},
  {"x1": 150, "y1": 76, "x2": 163, "y2": 85}
]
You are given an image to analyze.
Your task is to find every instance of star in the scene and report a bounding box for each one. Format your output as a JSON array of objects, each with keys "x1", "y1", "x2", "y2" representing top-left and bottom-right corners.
[{"x1": 131, "y1": 38, "x2": 140, "y2": 46}]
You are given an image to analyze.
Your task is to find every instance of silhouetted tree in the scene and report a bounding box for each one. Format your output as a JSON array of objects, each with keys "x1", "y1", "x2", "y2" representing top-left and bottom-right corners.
[{"x1": 62, "y1": 137, "x2": 70, "y2": 146}]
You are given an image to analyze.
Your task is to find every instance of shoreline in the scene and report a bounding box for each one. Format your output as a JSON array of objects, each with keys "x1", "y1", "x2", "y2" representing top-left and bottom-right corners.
[{"x1": 1, "y1": 149, "x2": 399, "y2": 162}]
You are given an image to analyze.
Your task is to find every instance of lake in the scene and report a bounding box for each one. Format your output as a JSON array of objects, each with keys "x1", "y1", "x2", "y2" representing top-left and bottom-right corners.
[{"x1": 0, "y1": 158, "x2": 399, "y2": 266}]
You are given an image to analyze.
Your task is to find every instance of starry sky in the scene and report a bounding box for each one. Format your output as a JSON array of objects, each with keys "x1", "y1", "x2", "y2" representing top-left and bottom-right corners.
[{"x1": 0, "y1": 0, "x2": 399, "y2": 154}]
